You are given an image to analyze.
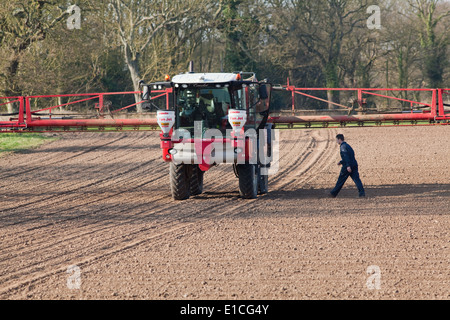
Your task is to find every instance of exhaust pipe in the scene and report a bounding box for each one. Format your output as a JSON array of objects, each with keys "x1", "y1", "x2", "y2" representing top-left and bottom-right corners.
[{"x1": 188, "y1": 61, "x2": 194, "y2": 73}]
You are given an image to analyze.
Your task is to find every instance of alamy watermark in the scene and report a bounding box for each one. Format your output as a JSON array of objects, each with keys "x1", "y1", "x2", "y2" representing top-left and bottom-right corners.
[
  {"x1": 367, "y1": 5, "x2": 381, "y2": 30},
  {"x1": 366, "y1": 265, "x2": 381, "y2": 290},
  {"x1": 67, "y1": 5, "x2": 81, "y2": 30},
  {"x1": 66, "y1": 4, "x2": 379, "y2": 31},
  {"x1": 67, "y1": 265, "x2": 81, "y2": 290}
]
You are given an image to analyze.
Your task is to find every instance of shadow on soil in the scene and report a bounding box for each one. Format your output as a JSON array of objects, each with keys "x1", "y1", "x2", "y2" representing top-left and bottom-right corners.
[
  {"x1": 263, "y1": 183, "x2": 450, "y2": 200},
  {"x1": 0, "y1": 183, "x2": 449, "y2": 226}
]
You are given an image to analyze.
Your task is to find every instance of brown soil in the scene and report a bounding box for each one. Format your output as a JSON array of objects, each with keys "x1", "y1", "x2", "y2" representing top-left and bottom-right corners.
[{"x1": 0, "y1": 127, "x2": 448, "y2": 300}]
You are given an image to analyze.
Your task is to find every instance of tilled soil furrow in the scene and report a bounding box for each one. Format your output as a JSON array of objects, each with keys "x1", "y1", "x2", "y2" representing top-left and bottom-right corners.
[
  {"x1": 0, "y1": 168, "x2": 169, "y2": 253},
  {"x1": 268, "y1": 130, "x2": 314, "y2": 187},
  {"x1": 0, "y1": 181, "x2": 263, "y2": 295},
  {"x1": 0, "y1": 134, "x2": 130, "y2": 181},
  {"x1": 0, "y1": 127, "x2": 449, "y2": 300},
  {"x1": 0, "y1": 154, "x2": 238, "y2": 252},
  {"x1": 288, "y1": 129, "x2": 337, "y2": 189},
  {"x1": 1, "y1": 130, "x2": 329, "y2": 290},
  {"x1": 0, "y1": 134, "x2": 156, "y2": 214},
  {"x1": 0, "y1": 154, "x2": 247, "y2": 289}
]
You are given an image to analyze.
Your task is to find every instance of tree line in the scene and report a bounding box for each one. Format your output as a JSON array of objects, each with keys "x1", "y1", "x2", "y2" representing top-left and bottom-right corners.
[{"x1": 0, "y1": 0, "x2": 449, "y2": 112}]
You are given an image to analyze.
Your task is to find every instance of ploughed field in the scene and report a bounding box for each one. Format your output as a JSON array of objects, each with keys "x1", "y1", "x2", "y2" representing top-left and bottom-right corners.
[{"x1": 0, "y1": 126, "x2": 448, "y2": 299}]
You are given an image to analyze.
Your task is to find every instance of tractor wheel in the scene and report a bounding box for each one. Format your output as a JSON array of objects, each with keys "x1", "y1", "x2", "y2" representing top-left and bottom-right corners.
[
  {"x1": 190, "y1": 165, "x2": 204, "y2": 196},
  {"x1": 237, "y1": 164, "x2": 258, "y2": 199},
  {"x1": 258, "y1": 166, "x2": 269, "y2": 195},
  {"x1": 169, "y1": 162, "x2": 191, "y2": 201}
]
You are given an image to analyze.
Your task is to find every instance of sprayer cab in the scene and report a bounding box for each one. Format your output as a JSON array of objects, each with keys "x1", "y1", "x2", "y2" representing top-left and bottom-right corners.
[{"x1": 141, "y1": 70, "x2": 274, "y2": 200}]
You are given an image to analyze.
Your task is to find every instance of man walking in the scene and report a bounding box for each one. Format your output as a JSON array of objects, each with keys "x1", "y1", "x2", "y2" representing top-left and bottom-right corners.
[{"x1": 330, "y1": 134, "x2": 366, "y2": 198}]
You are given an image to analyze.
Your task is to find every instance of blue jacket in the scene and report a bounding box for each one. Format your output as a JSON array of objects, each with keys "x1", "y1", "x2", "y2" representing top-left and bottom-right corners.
[{"x1": 339, "y1": 142, "x2": 358, "y2": 168}]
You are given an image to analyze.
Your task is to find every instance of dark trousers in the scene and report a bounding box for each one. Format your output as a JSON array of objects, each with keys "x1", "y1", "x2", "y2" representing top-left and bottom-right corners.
[{"x1": 331, "y1": 166, "x2": 365, "y2": 197}]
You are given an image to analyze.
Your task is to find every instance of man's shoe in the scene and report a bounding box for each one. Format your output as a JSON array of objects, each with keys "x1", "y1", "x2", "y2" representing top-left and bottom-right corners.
[
  {"x1": 329, "y1": 193, "x2": 337, "y2": 198},
  {"x1": 359, "y1": 195, "x2": 366, "y2": 198}
]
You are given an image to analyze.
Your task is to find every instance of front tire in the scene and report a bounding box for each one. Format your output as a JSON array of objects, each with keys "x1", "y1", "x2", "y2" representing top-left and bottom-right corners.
[
  {"x1": 170, "y1": 162, "x2": 191, "y2": 200},
  {"x1": 237, "y1": 164, "x2": 258, "y2": 199}
]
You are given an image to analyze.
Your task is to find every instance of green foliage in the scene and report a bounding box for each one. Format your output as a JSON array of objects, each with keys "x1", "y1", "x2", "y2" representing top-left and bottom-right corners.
[
  {"x1": 216, "y1": 0, "x2": 262, "y2": 72},
  {"x1": 0, "y1": 133, "x2": 57, "y2": 154}
]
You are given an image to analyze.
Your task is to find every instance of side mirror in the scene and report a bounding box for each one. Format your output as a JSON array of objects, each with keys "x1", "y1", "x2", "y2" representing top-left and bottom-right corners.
[
  {"x1": 140, "y1": 81, "x2": 151, "y2": 101},
  {"x1": 256, "y1": 83, "x2": 272, "y2": 115},
  {"x1": 259, "y1": 84, "x2": 269, "y2": 100}
]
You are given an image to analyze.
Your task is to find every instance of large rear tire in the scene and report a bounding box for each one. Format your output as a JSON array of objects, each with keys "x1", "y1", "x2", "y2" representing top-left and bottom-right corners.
[
  {"x1": 190, "y1": 165, "x2": 204, "y2": 196},
  {"x1": 170, "y1": 162, "x2": 191, "y2": 200},
  {"x1": 237, "y1": 164, "x2": 258, "y2": 199}
]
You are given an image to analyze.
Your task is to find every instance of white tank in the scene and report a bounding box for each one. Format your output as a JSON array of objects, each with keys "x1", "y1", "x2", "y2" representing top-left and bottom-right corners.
[
  {"x1": 228, "y1": 109, "x2": 247, "y2": 134},
  {"x1": 157, "y1": 110, "x2": 175, "y2": 135}
]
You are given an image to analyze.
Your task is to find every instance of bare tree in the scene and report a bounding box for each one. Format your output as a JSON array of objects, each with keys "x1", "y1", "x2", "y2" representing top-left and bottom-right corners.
[
  {"x1": 108, "y1": 0, "x2": 217, "y2": 111},
  {"x1": 265, "y1": 0, "x2": 368, "y2": 109},
  {"x1": 0, "y1": 0, "x2": 70, "y2": 112}
]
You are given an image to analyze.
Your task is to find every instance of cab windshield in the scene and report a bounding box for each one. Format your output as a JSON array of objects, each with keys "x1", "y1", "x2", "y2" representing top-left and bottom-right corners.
[{"x1": 175, "y1": 86, "x2": 232, "y2": 133}]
